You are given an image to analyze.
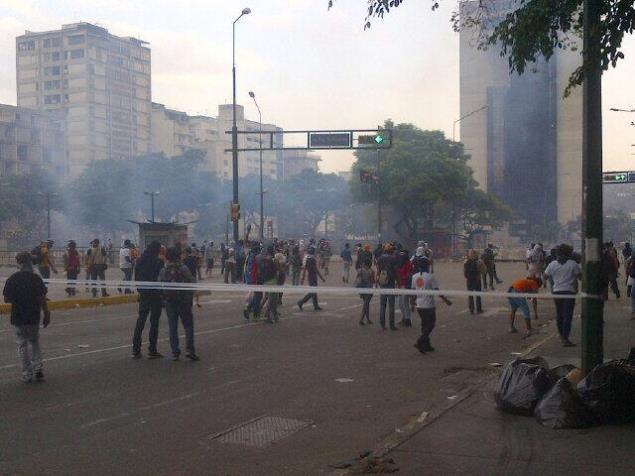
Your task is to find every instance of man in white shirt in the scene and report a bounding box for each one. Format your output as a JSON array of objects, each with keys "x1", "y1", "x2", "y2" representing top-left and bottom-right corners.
[
  {"x1": 410, "y1": 257, "x2": 451, "y2": 354},
  {"x1": 119, "y1": 239, "x2": 133, "y2": 294}
]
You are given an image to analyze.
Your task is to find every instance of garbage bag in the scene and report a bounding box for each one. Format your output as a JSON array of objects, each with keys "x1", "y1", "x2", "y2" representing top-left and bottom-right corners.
[
  {"x1": 577, "y1": 360, "x2": 635, "y2": 424},
  {"x1": 534, "y1": 378, "x2": 593, "y2": 429},
  {"x1": 495, "y1": 358, "x2": 555, "y2": 416},
  {"x1": 550, "y1": 364, "x2": 576, "y2": 381}
]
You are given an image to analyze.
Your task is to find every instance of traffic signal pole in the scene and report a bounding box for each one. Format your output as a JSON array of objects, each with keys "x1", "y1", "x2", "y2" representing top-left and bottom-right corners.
[
  {"x1": 581, "y1": 0, "x2": 604, "y2": 375},
  {"x1": 376, "y1": 147, "x2": 382, "y2": 242}
]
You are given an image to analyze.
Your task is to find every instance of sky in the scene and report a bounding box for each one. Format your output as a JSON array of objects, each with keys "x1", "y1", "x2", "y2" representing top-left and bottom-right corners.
[{"x1": 1, "y1": 0, "x2": 634, "y2": 173}]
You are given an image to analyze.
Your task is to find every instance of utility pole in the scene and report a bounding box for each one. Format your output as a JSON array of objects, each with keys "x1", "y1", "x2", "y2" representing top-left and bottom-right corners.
[
  {"x1": 144, "y1": 191, "x2": 159, "y2": 222},
  {"x1": 581, "y1": 0, "x2": 604, "y2": 375},
  {"x1": 38, "y1": 192, "x2": 57, "y2": 239},
  {"x1": 249, "y1": 91, "x2": 264, "y2": 240},
  {"x1": 376, "y1": 144, "x2": 382, "y2": 242}
]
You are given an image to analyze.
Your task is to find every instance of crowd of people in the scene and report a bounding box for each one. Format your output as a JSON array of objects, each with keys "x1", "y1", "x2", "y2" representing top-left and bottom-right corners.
[{"x1": 2, "y1": 234, "x2": 634, "y2": 383}]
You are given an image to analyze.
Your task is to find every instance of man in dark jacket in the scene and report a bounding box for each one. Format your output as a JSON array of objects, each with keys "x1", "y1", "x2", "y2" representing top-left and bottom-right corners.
[
  {"x1": 132, "y1": 241, "x2": 164, "y2": 359},
  {"x1": 376, "y1": 243, "x2": 399, "y2": 330}
]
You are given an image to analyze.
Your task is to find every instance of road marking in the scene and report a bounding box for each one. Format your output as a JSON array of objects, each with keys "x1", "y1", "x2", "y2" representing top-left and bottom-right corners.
[{"x1": 199, "y1": 299, "x2": 232, "y2": 305}]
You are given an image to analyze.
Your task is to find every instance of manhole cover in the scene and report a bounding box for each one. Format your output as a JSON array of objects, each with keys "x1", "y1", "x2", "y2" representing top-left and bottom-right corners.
[{"x1": 210, "y1": 416, "x2": 311, "y2": 448}]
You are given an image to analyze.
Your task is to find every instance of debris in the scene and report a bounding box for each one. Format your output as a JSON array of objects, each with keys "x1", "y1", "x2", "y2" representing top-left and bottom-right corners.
[
  {"x1": 395, "y1": 428, "x2": 403, "y2": 433},
  {"x1": 495, "y1": 357, "x2": 554, "y2": 416},
  {"x1": 77, "y1": 344, "x2": 90, "y2": 349},
  {"x1": 535, "y1": 378, "x2": 593, "y2": 429},
  {"x1": 550, "y1": 364, "x2": 576, "y2": 380},
  {"x1": 64, "y1": 348, "x2": 71, "y2": 352},
  {"x1": 566, "y1": 368, "x2": 583, "y2": 386},
  {"x1": 489, "y1": 362, "x2": 503, "y2": 367},
  {"x1": 447, "y1": 395, "x2": 458, "y2": 400},
  {"x1": 335, "y1": 378, "x2": 354, "y2": 383},
  {"x1": 416, "y1": 411, "x2": 429, "y2": 423}
]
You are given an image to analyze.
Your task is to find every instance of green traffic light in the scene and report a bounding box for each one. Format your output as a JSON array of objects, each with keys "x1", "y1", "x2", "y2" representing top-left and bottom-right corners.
[{"x1": 374, "y1": 135, "x2": 384, "y2": 145}]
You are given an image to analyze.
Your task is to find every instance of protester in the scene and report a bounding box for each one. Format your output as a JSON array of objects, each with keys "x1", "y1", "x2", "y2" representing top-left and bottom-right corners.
[
  {"x1": 463, "y1": 249, "x2": 484, "y2": 314},
  {"x1": 224, "y1": 248, "x2": 236, "y2": 283},
  {"x1": 544, "y1": 244, "x2": 581, "y2": 347},
  {"x1": 376, "y1": 243, "x2": 399, "y2": 330},
  {"x1": 410, "y1": 256, "x2": 451, "y2": 354},
  {"x1": 356, "y1": 244, "x2": 373, "y2": 271},
  {"x1": 63, "y1": 240, "x2": 80, "y2": 297},
  {"x1": 481, "y1": 243, "x2": 501, "y2": 290},
  {"x1": 118, "y1": 239, "x2": 133, "y2": 294},
  {"x1": 2, "y1": 252, "x2": 51, "y2": 383},
  {"x1": 628, "y1": 255, "x2": 635, "y2": 319},
  {"x1": 397, "y1": 248, "x2": 413, "y2": 327},
  {"x1": 603, "y1": 242, "x2": 620, "y2": 299},
  {"x1": 183, "y1": 247, "x2": 202, "y2": 308},
  {"x1": 507, "y1": 277, "x2": 540, "y2": 337},
  {"x1": 86, "y1": 239, "x2": 109, "y2": 297},
  {"x1": 355, "y1": 258, "x2": 375, "y2": 325},
  {"x1": 132, "y1": 241, "x2": 164, "y2": 359},
  {"x1": 243, "y1": 242, "x2": 263, "y2": 320},
  {"x1": 298, "y1": 246, "x2": 325, "y2": 311},
  {"x1": 623, "y1": 242, "x2": 632, "y2": 296},
  {"x1": 106, "y1": 238, "x2": 114, "y2": 264},
  {"x1": 205, "y1": 241, "x2": 215, "y2": 278},
  {"x1": 160, "y1": 247, "x2": 199, "y2": 361},
  {"x1": 32, "y1": 240, "x2": 58, "y2": 280},
  {"x1": 260, "y1": 245, "x2": 279, "y2": 323},
  {"x1": 340, "y1": 243, "x2": 353, "y2": 284},
  {"x1": 528, "y1": 243, "x2": 546, "y2": 281},
  {"x1": 290, "y1": 245, "x2": 303, "y2": 285}
]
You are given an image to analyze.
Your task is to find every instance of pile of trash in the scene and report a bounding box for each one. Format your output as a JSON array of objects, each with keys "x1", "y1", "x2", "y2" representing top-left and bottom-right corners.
[{"x1": 494, "y1": 350, "x2": 635, "y2": 429}]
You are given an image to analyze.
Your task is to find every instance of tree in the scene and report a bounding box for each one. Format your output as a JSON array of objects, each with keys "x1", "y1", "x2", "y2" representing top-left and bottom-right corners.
[
  {"x1": 352, "y1": 120, "x2": 508, "y2": 245},
  {"x1": 330, "y1": 0, "x2": 635, "y2": 94}
]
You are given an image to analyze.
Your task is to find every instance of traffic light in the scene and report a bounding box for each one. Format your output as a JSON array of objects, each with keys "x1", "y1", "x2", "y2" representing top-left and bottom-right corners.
[
  {"x1": 230, "y1": 201, "x2": 241, "y2": 222},
  {"x1": 603, "y1": 172, "x2": 629, "y2": 183},
  {"x1": 359, "y1": 134, "x2": 385, "y2": 146}
]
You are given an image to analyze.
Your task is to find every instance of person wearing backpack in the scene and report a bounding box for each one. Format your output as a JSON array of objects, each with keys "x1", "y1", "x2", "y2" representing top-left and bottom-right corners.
[
  {"x1": 159, "y1": 247, "x2": 199, "y2": 361},
  {"x1": 356, "y1": 258, "x2": 375, "y2": 325},
  {"x1": 86, "y1": 239, "x2": 109, "y2": 298},
  {"x1": 298, "y1": 246, "x2": 325, "y2": 311},
  {"x1": 376, "y1": 243, "x2": 399, "y2": 330},
  {"x1": 63, "y1": 240, "x2": 80, "y2": 297},
  {"x1": 132, "y1": 241, "x2": 164, "y2": 359}
]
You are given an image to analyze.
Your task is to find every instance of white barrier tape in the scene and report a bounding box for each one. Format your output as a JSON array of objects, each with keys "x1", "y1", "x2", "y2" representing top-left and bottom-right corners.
[{"x1": 0, "y1": 277, "x2": 602, "y2": 300}]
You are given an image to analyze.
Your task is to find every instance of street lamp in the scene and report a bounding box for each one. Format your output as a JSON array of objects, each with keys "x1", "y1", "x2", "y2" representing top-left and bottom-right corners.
[
  {"x1": 452, "y1": 105, "x2": 488, "y2": 141},
  {"x1": 609, "y1": 107, "x2": 635, "y2": 112},
  {"x1": 143, "y1": 191, "x2": 160, "y2": 222},
  {"x1": 38, "y1": 192, "x2": 58, "y2": 239},
  {"x1": 248, "y1": 90, "x2": 264, "y2": 240},
  {"x1": 231, "y1": 7, "x2": 251, "y2": 243}
]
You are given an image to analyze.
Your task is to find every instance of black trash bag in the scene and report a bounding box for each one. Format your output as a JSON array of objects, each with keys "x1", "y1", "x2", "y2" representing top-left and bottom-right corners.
[
  {"x1": 577, "y1": 360, "x2": 635, "y2": 424},
  {"x1": 550, "y1": 364, "x2": 576, "y2": 381},
  {"x1": 534, "y1": 378, "x2": 593, "y2": 429},
  {"x1": 627, "y1": 348, "x2": 635, "y2": 364},
  {"x1": 495, "y1": 358, "x2": 555, "y2": 416}
]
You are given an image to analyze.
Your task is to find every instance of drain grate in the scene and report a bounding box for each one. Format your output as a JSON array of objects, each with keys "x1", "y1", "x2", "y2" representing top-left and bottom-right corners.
[{"x1": 210, "y1": 416, "x2": 311, "y2": 448}]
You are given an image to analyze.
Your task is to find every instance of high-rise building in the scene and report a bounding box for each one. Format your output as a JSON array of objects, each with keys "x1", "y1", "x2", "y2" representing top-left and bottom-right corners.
[
  {"x1": 0, "y1": 104, "x2": 65, "y2": 178},
  {"x1": 16, "y1": 23, "x2": 151, "y2": 176},
  {"x1": 459, "y1": 1, "x2": 583, "y2": 230},
  {"x1": 282, "y1": 150, "x2": 321, "y2": 180}
]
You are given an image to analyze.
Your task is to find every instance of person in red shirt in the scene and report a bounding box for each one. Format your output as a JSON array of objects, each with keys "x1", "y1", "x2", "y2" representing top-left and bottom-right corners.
[{"x1": 507, "y1": 277, "x2": 541, "y2": 337}]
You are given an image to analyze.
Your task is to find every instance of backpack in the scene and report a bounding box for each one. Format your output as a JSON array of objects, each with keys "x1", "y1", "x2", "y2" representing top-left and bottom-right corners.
[{"x1": 161, "y1": 264, "x2": 188, "y2": 302}]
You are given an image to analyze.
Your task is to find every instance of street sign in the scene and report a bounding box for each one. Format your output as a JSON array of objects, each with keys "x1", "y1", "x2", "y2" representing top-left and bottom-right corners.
[
  {"x1": 359, "y1": 134, "x2": 385, "y2": 146},
  {"x1": 603, "y1": 171, "x2": 633, "y2": 183},
  {"x1": 308, "y1": 132, "x2": 351, "y2": 148}
]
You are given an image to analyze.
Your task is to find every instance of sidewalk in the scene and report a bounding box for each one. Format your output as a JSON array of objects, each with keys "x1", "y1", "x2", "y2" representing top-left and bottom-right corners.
[{"x1": 338, "y1": 297, "x2": 635, "y2": 475}]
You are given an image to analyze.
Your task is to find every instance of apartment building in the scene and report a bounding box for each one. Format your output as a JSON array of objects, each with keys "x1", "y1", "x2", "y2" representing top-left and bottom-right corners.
[
  {"x1": 0, "y1": 104, "x2": 65, "y2": 178},
  {"x1": 152, "y1": 103, "x2": 283, "y2": 180},
  {"x1": 16, "y1": 22, "x2": 151, "y2": 176},
  {"x1": 282, "y1": 150, "x2": 321, "y2": 179}
]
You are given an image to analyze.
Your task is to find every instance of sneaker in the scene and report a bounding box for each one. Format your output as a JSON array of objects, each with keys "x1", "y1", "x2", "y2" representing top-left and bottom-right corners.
[
  {"x1": 147, "y1": 351, "x2": 163, "y2": 359},
  {"x1": 563, "y1": 340, "x2": 577, "y2": 347},
  {"x1": 424, "y1": 346, "x2": 435, "y2": 352},
  {"x1": 35, "y1": 370, "x2": 44, "y2": 382},
  {"x1": 314, "y1": 307, "x2": 323, "y2": 311},
  {"x1": 359, "y1": 320, "x2": 366, "y2": 326},
  {"x1": 413, "y1": 344, "x2": 426, "y2": 354},
  {"x1": 132, "y1": 352, "x2": 142, "y2": 359},
  {"x1": 509, "y1": 328, "x2": 518, "y2": 334},
  {"x1": 185, "y1": 353, "x2": 200, "y2": 361},
  {"x1": 297, "y1": 301, "x2": 304, "y2": 311},
  {"x1": 243, "y1": 309, "x2": 250, "y2": 321}
]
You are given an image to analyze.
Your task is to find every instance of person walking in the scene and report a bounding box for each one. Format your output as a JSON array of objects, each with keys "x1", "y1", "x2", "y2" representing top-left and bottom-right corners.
[
  {"x1": 118, "y1": 239, "x2": 134, "y2": 294},
  {"x1": 63, "y1": 240, "x2": 80, "y2": 297},
  {"x1": 340, "y1": 243, "x2": 353, "y2": 284},
  {"x1": 3, "y1": 252, "x2": 51, "y2": 383},
  {"x1": 623, "y1": 242, "x2": 632, "y2": 297},
  {"x1": 397, "y1": 248, "x2": 413, "y2": 327},
  {"x1": 33, "y1": 240, "x2": 58, "y2": 281},
  {"x1": 481, "y1": 244, "x2": 501, "y2": 290},
  {"x1": 132, "y1": 241, "x2": 164, "y2": 359},
  {"x1": 224, "y1": 248, "x2": 236, "y2": 283},
  {"x1": 298, "y1": 247, "x2": 325, "y2": 311},
  {"x1": 86, "y1": 239, "x2": 109, "y2": 297},
  {"x1": 355, "y1": 258, "x2": 375, "y2": 325},
  {"x1": 160, "y1": 247, "x2": 199, "y2": 361},
  {"x1": 205, "y1": 241, "x2": 215, "y2": 278},
  {"x1": 463, "y1": 249, "x2": 484, "y2": 314},
  {"x1": 290, "y1": 245, "x2": 303, "y2": 285},
  {"x1": 376, "y1": 243, "x2": 399, "y2": 330},
  {"x1": 260, "y1": 245, "x2": 279, "y2": 323},
  {"x1": 243, "y1": 242, "x2": 263, "y2": 320},
  {"x1": 544, "y1": 244, "x2": 581, "y2": 347},
  {"x1": 627, "y1": 255, "x2": 635, "y2": 319},
  {"x1": 410, "y1": 256, "x2": 452, "y2": 354}
]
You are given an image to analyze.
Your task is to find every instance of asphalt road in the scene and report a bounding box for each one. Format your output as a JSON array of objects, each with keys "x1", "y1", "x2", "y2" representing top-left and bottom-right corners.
[{"x1": 0, "y1": 262, "x2": 623, "y2": 475}]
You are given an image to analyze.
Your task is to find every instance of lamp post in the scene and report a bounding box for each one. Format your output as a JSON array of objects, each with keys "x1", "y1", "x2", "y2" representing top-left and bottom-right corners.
[
  {"x1": 38, "y1": 192, "x2": 58, "y2": 239},
  {"x1": 143, "y1": 191, "x2": 159, "y2": 222},
  {"x1": 452, "y1": 105, "x2": 488, "y2": 141},
  {"x1": 248, "y1": 90, "x2": 264, "y2": 240},
  {"x1": 231, "y1": 7, "x2": 251, "y2": 243}
]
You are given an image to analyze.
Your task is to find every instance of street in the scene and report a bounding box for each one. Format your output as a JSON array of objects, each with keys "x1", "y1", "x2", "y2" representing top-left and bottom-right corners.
[{"x1": 1, "y1": 261, "x2": 632, "y2": 475}]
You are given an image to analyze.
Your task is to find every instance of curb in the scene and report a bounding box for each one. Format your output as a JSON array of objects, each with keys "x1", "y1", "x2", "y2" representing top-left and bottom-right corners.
[{"x1": 0, "y1": 294, "x2": 138, "y2": 315}]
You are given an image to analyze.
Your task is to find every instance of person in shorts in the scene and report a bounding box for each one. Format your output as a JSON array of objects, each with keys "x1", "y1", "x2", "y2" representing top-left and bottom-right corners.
[{"x1": 507, "y1": 277, "x2": 541, "y2": 338}]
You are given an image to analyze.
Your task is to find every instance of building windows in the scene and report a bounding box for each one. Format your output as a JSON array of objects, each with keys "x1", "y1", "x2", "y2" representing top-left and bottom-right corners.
[
  {"x1": 17, "y1": 145, "x2": 28, "y2": 161},
  {"x1": 44, "y1": 80, "x2": 61, "y2": 90},
  {"x1": 44, "y1": 94, "x2": 61, "y2": 104},
  {"x1": 67, "y1": 34, "x2": 85, "y2": 45},
  {"x1": 44, "y1": 66, "x2": 61, "y2": 76},
  {"x1": 64, "y1": 49, "x2": 85, "y2": 60},
  {"x1": 44, "y1": 52, "x2": 61, "y2": 62},
  {"x1": 43, "y1": 37, "x2": 61, "y2": 48},
  {"x1": 17, "y1": 41, "x2": 35, "y2": 51}
]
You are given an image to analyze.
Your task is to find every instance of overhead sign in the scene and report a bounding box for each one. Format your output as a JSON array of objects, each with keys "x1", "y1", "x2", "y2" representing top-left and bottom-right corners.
[
  {"x1": 603, "y1": 171, "x2": 634, "y2": 183},
  {"x1": 358, "y1": 134, "x2": 385, "y2": 146},
  {"x1": 309, "y1": 132, "x2": 351, "y2": 149}
]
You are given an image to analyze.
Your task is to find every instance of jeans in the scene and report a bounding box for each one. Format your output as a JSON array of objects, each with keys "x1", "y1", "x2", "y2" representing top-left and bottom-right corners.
[
  {"x1": 398, "y1": 294, "x2": 411, "y2": 322},
  {"x1": 247, "y1": 291, "x2": 263, "y2": 315},
  {"x1": 342, "y1": 262, "x2": 351, "y2": 283},
  {"x1": 379, "y1": 293, "x2": 396, "y2": 329},
  {"x1": 554, "y1": 291, "x2": 576, "y2": 340},
  {"x1": 298, "y1": 291, "x2": 319, "y2": 309},
  {"x1": 132, "y1": 294, "x2": 163, "y2": 354},
  {"x1": 264, "y1": 292, "x2": 279, "y2": 320},
  {"x1": 292, "y1": 268, "x2": 301, "y2": 286},
  {"x1": 66, "y1": 269, "x2": 79, "y2": 296},
  {"x1": 416, "y1": 307, "x2": 436, "y2": 350},
  {"x1": 90, "y1": 265, "x2": 108, "y2": 297},
  {"x1": 120, "y1": 267, "x2": 133, "y2": 294},
  {"x1": 482, "y1": 269, "x2": 494, "y2": 290},
  {"x1": 360, "y1": 293, "x2": 372, "y2": 321},
  {"x1": 466, "y1": 279, "x2": 483, "y2": 313},
  {"x1": 165, "y1": 300, "x2": 195, "y2": 356},
  {"x1": 15, "y1": 325, "x2": 42, "y2": 381}
]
